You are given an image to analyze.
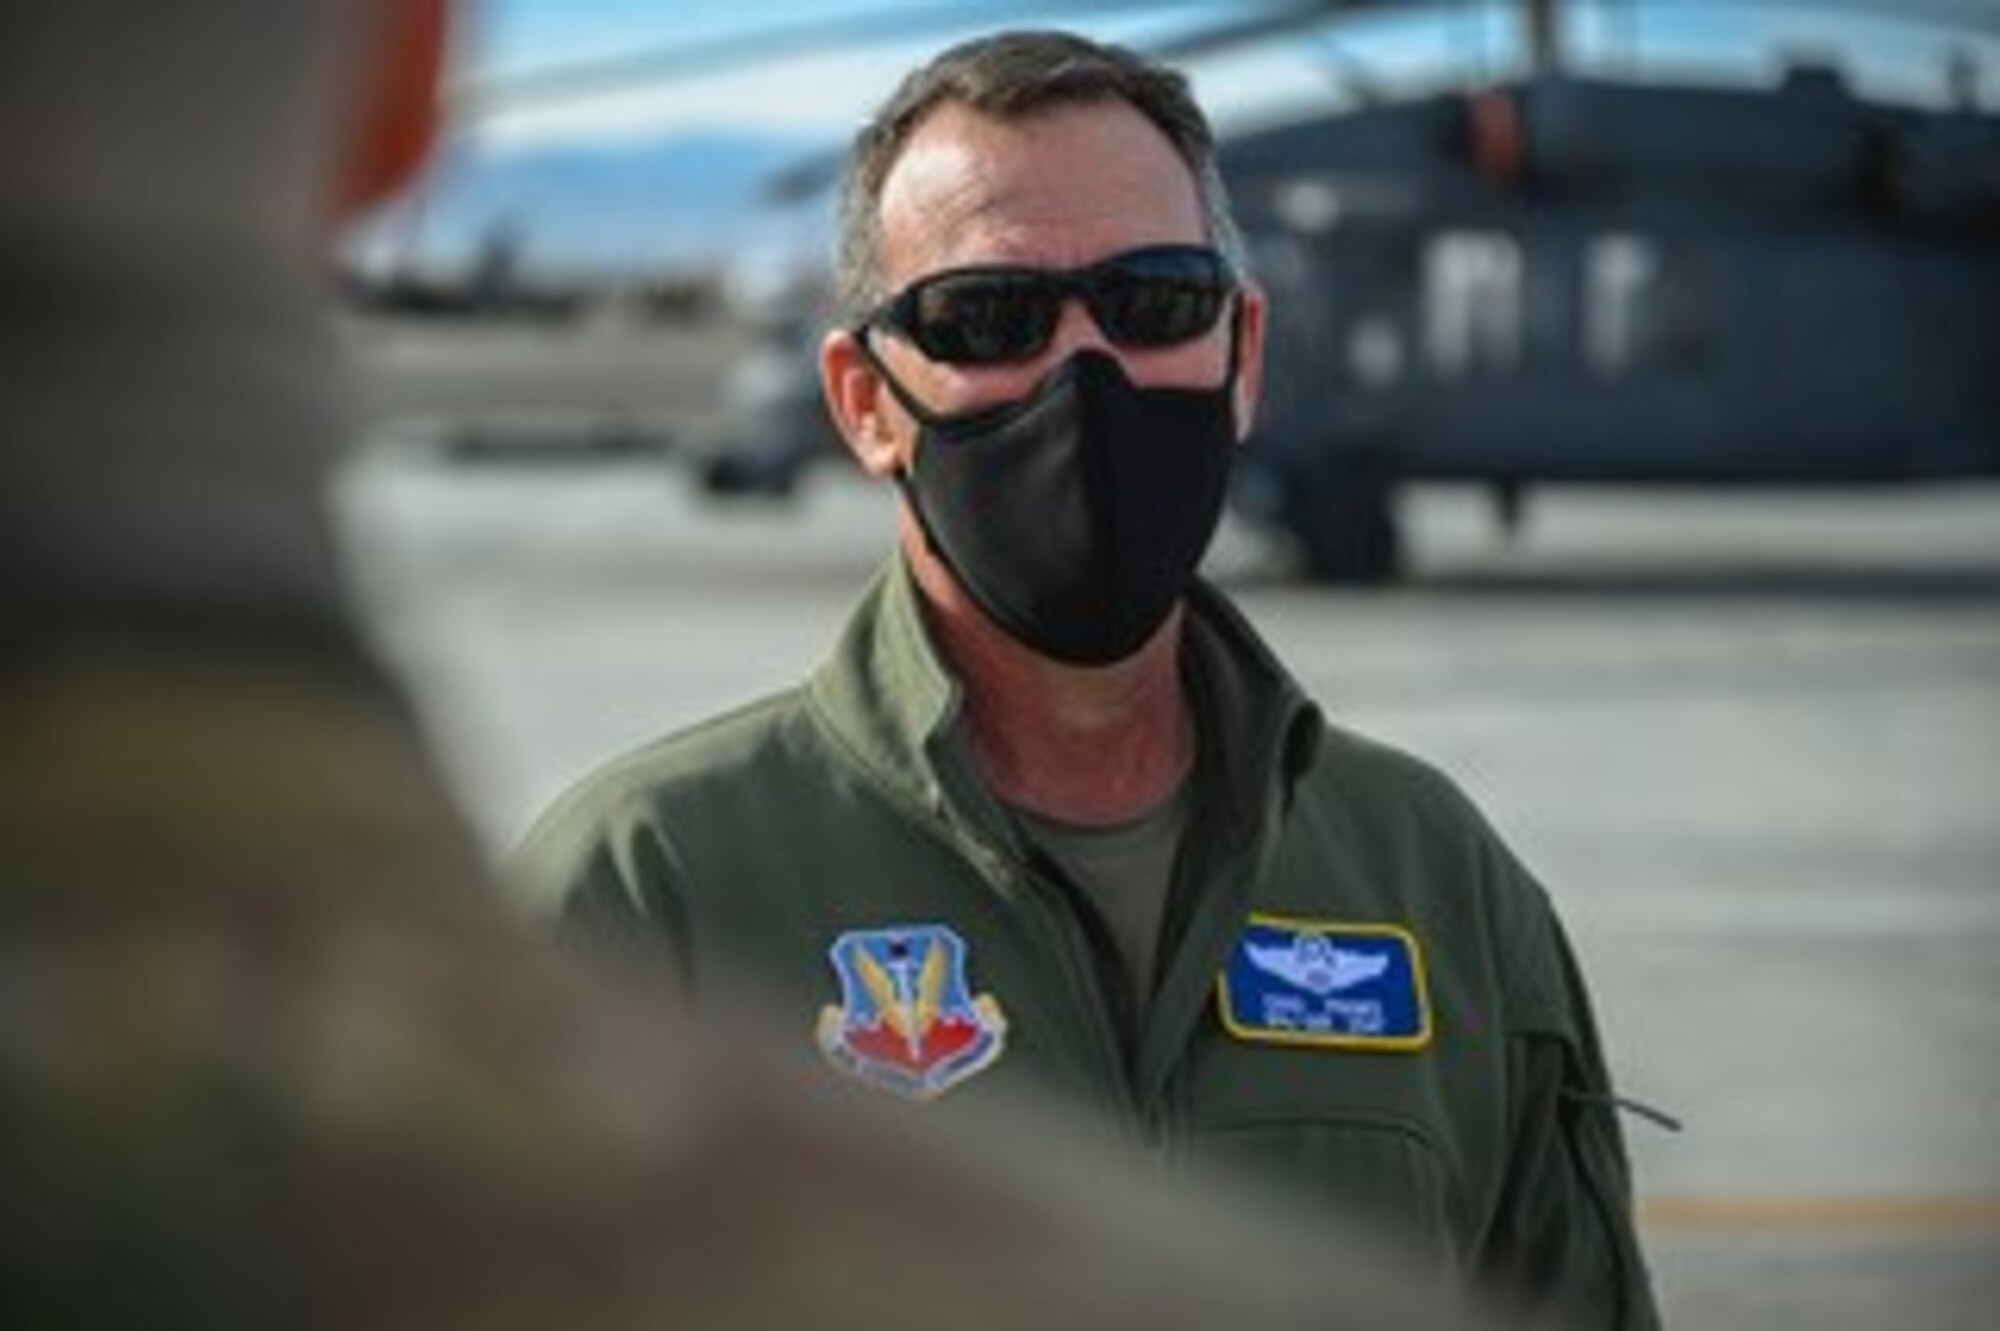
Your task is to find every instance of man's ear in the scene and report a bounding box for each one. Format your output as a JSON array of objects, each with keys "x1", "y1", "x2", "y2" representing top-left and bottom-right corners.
[
  {"x1": 821, "y1": 329, "x2": 906, "y2": 478},
  {"x1": 1230, "y1": 283, "x2": 1269, "y2": 444}
]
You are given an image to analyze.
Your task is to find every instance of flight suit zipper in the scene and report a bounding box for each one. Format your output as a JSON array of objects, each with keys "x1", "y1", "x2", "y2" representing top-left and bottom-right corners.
[{"x1": 978, "y1": 844, "x2": 1145, "y2": 1141}]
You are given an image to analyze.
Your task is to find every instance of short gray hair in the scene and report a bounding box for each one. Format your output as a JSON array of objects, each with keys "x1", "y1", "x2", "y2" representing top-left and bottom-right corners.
[{"x1": 832, "y1": 29, "x2": 1246, "y2": 324}]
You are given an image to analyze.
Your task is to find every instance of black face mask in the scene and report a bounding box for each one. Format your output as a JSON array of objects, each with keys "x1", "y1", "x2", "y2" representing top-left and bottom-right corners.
[{"x1": 866, "y1": 337, "x2": 1239, "y2": 666}]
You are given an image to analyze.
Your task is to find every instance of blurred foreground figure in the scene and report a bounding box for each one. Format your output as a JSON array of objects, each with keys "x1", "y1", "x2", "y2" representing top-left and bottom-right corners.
[{"x1": 0, "y1": 3, "x2": 1482, "y2": 1327}]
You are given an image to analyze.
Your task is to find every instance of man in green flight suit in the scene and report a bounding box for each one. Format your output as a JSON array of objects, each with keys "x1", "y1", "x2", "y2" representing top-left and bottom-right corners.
[{"x1": 515, "y1": 28, "x2": 1661, "y2": 1329}]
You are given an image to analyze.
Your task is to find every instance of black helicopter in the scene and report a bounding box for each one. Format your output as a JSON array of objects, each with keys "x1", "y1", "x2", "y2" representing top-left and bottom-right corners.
[
  {"x1": 1219, "y1": 6, "x2": 2000, "y2": 579},
  {"x1": 449, "y1": 0, "x2": 2000, "y2": 582}
]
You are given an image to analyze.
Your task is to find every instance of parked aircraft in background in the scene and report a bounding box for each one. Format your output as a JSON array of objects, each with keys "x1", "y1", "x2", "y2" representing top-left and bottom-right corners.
[{"x1": 1225, "y1": 32, "x2": 2000, "y2": 578}]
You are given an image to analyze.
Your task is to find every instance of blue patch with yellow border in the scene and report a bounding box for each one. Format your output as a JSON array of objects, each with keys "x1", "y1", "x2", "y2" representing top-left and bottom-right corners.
[{"x1": 1217, "y1": 914, "x2": 1432, "y2": 1051}]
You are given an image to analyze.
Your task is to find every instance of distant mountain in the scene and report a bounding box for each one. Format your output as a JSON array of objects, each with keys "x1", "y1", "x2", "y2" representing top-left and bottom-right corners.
[{"x1": 347, "y1": 130, "x2": 837, "y2": 278}]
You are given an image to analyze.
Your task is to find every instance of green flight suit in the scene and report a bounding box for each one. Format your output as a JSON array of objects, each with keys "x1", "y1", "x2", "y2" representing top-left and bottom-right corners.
[{"x1": 513, "y1": 559, "x2": 1661, "y2": 1330}]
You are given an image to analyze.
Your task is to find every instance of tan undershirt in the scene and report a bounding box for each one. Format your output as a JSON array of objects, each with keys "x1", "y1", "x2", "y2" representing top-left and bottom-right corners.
[{"x1": 1009, "y1": 780, "x2": 1190, "y2": 1040}]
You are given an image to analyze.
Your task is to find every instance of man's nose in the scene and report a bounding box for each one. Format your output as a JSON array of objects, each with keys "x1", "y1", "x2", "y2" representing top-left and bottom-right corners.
[{"x1": 1040, "y1": 294, "x2": 1117, "y2": 363}]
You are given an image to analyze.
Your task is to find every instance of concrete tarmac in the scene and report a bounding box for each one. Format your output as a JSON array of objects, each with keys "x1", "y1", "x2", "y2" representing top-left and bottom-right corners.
[{"x1": 338, "y1": 445, "x2": 2000, "y2": 1330}]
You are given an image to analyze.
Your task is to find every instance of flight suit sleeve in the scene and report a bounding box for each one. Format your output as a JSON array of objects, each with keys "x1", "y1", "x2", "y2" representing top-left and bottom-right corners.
[
  {"x1": 505, "y1": 790, "x2": 694, "y2": 995},
  {"x1": 1480, "y1": 891, "x2": 1661, "y2": 1331}
]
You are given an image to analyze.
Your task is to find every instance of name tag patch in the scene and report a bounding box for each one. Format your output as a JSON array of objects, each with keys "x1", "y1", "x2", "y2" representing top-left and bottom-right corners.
[{"x1": 1217, "y1": 914, "x2": 1432, "y2": 1051}]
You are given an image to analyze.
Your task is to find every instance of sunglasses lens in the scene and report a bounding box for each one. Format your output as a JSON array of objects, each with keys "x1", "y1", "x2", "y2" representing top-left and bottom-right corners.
[
  {"x1": 908, "y1": 272, "x2": 1058, "y2": 365},
  {"x1": 1089, "y1": 249, "x2": 1229, "y2": 348}
]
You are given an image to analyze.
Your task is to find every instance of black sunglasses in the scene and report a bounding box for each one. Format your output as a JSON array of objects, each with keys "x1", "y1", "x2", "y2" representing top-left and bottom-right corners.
[{"x1": 861, "y1": 244, "x2": 1235, "y2": 367}]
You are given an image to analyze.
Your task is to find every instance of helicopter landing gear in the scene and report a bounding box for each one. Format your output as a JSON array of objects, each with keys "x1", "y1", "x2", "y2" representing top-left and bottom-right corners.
[
  {"x1": 1491, "y1": 478, "x2": 1530, "y2": 544},
  {"x1": 1283, "y1": 448, "x2": 1403, "y2": 585}
]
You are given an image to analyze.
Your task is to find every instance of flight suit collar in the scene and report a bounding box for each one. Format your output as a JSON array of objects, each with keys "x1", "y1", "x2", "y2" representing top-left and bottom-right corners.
[
  {"x1": 805, "y1": 557, "x2": 1010, "y2": 854},
  {"x1": 807, "y1": 555, "x2": 1326, "y2": 897},
  {"x1": 1179, "y1": 578, "x2": 1325, "y2": 832}
]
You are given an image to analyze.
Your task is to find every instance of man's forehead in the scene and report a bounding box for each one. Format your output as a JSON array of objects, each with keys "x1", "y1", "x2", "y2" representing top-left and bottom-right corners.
[{"x1": 874, "y1": 99, "x2": 1204, "y2": 283}]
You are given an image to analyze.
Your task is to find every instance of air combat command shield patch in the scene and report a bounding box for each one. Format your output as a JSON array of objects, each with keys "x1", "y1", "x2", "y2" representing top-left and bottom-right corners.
[
  {"x1": 1217, "y1": 913, "x2": 1433, "y2": 1051},
  {"x1": 815, "y1": 925, "x2": 1008, "y2": 1100}
]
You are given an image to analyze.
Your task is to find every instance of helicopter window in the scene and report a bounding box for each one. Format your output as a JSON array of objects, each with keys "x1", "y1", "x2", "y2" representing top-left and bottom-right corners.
[
  {"x1": 1274, "y1": 180, "x2": 1344, "y2": 236},
  {"x1": 1423, "y1": 231, "x2": 1521, "y2": 378},
  {"x1": 1582, "y1": 234, "x2": 1715, "y2": 377},
  {"x1": 1346, "y1": 317, "x2": 1405, "y2": 387},
  {"x1": 1584, "y1": 234, "x2": 1659, "y2": 378}
]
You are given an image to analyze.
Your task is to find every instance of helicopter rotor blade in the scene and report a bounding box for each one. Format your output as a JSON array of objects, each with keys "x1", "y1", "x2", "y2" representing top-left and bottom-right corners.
[
  {"x1": 455, "y1": 0, "x2": 2000, "y2": 120},
  {"x1": 445, "y1": 1, "x2": 1428, "y2": 121},
  {"x1": 453, "y1": 0, "x2": 2000, "y2": 205},
  {"x1": 452, "y1": 2, "x2": 1326, "y2": 120},
  {"x1": 753, "y1": 1, "x2": 1400, "y2": 204}
]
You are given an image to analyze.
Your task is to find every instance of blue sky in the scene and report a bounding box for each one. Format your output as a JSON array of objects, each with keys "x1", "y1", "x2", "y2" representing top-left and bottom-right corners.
[{"x1": 452, "y1": 1, "x2": 2000, "y2": 151}]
